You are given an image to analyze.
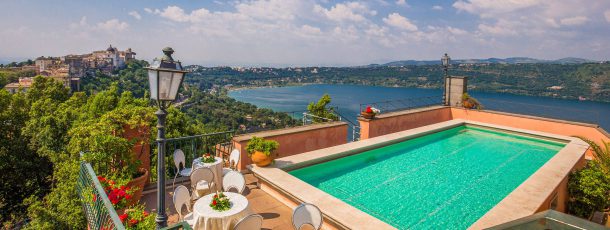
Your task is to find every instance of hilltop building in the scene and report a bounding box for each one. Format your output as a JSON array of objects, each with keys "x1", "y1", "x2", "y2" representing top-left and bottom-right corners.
[
  {"x1": 4, "y1": 77, "x2": 33, "y2": 93},
  {"x1": 4, "y1": 45, "x2": 136, "y2": 93}
]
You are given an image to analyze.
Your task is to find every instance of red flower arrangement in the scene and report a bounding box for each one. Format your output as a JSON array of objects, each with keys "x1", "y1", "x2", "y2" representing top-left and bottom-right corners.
[
  {"x1": 365, "y1": 106, "x2": 373, "y2": 113},
  {"x1": 201, "y1": 152, "x2": 216, "y2": 163},
  {"x1": 209, "y1": 192, "x2": 231, "y2": 211},
  {"x1": 118, "y1": 205, "x2": 156, "y2": 229},
  {"x1": 97, "y1": 176, "x2": 134, "y2": 210}
]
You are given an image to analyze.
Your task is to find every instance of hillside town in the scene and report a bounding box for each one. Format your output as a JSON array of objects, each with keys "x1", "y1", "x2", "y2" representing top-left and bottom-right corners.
[{"x1": 3, "y1": 45, "x2": 135, "y2": 93}]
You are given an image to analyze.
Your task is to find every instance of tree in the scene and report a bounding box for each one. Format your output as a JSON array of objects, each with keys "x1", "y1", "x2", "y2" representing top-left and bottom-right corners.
[
  {"x1": 306, "y1": 94, "x2": 338, "y2": 123},
  {"x1": 0, "y1": 90, "x2": 52, "y2": 228},
  {"x1": 568, "y1": 137, "x2": 610, "y2": 218}
]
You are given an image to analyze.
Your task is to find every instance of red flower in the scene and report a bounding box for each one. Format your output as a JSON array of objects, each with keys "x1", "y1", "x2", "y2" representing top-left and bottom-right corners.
[
  {"x1": 365, "y1": 106, "x2": 373, "y2": 113},
  {"x1": 143, "y1": 211, "x2": 149, "y2": 217},
  {"x1": 213, "y1": 194, "x2": 218, "y2": 198},
  {"x1": 92, "y1": 195, "x2": 97, "y2": 202},
  {"x1": 125, "y1": 194, "x2": 132, "y2": 200},
  {"x1": 119, "y1": 213, "x2": 128, "y2": 222},
  {"x1": 129, "y1": 219, "x2": 138, "y2": 226},
  {"x1": 212, "y1": 200, "x2": 217, "y2": 206},
  {"x1": 97, "y1": 176, "x2": 106, "y2": 182},
  {"x1": 120, "y1": 185, "x2": 126, "y2": 190}
]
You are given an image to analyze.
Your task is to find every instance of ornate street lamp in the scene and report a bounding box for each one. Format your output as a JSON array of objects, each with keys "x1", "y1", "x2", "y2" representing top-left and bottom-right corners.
[
  {"x1": 146, "y1": 47, "x2": 188, "y2": 229},
  {"x1": 441, "y1": 53, "x2": 451, "y2": 105}
]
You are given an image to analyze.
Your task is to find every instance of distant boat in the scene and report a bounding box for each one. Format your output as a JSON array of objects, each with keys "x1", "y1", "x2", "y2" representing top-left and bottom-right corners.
[{"x1": 579, "y1": 96, "x2": 587, "y2": 101}]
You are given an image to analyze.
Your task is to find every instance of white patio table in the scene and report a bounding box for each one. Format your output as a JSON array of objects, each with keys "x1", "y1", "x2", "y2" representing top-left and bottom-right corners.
[
  {"x1": 192, "y1": 192, "x2": 252, "y2": 230},
  {"x1": 192, "y1": 156, "x2": 223, "y2": 193}
]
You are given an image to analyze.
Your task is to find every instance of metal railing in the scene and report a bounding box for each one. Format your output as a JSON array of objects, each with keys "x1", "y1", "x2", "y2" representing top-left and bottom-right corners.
[
  {"x1": 77, "y1": 154, "x2": 125, "y2": 230},
  {"x1": 477, "y1": 98, "x2": 602, "y2": 125},
  {"x1": 150, "y1": 131, "x2": 235, "y2": 182},
  {"x1": 302, "y1": 112, "x2": 340, "y2": 125},
  {"x1": 359, "y1": 95, "x2": 441, "y2": 114},
  {"x1": 77, "y1": 153, "x2": 193, "y2": 230}
]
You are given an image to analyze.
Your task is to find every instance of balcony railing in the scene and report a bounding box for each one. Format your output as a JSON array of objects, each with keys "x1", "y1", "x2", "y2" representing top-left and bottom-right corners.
[
  {"x1": 150, "y1": 131, "x2": 235, "y2": 183},
  {"x1": 359, "y1": 95, "x2": 441, "y2": 114},
  {"x1": 77, "y1": 153, "x2": 192, "y2": 230}
]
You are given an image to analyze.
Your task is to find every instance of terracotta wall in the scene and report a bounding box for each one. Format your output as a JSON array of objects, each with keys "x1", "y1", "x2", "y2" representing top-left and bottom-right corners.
[
  {"x1": 232, "y1": 122, "x2": 348, "y2": 170},
  {"x1": 358, "y1": 106, "x2": 452, "y2": 140},
  {"x1": 451, "y1": 108, "x2": 609, "y2": 157}
]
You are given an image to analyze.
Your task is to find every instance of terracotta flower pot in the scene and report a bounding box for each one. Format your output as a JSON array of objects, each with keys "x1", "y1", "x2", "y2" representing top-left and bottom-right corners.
[
  {"x1": 126, "y1": 168, "x2": 148, "y2": 206},
  {"x1": 250, "y1": 151, "x2": 272, "y2": 167},
  {"x1": 463, "y1": 100, "x2": 473, "y2": 109},
  {"x1": 361, "y1": 111, "x2": 375, "y2": 119}
]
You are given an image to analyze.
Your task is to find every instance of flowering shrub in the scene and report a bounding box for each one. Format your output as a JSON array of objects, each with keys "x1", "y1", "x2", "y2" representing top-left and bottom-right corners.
[
  {"x1": 97, "y1": 176, "x2": 134, "y2": 210},
  {"x1": 201, "y1": 153, "x2": 216, "y2": 163},
  {"x1": 364, "y1": 106, "x2": 380, "y2": 114},
  {"x1": 209, "y1": 192, "x2": 231, "y2": 211},
  {"x1": 119, "y1": 205, "x2": 156, "y2": 230}
]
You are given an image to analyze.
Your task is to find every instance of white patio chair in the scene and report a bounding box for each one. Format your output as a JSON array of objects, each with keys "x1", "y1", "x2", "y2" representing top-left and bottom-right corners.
[
  {"x1": 233, "y1": 214, "x2": 263, "y2": 230},
  {"x1": 173, "y1": 185, "x2": 195, "y2": 227},
  {"x1": 190, "y1": 167, "x2": 215, "y2": 200},
  {"x1": 292, "y1": 203, "x2": 323, "y2": 230},
  {"x1": 222, "y1": 171, "x2": 246, "y2": 194},
  {"x1": 223, "y1": 149, "x2": 241, "y2": 176},
  {"x1": 172, "y1": 149, "x2": 192, "y2": 190}
]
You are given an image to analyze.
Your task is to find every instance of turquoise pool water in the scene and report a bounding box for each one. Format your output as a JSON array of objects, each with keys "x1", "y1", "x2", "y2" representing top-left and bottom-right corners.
[{"x1": 289, "y1": 126, "x2": 565, "y2": 229}]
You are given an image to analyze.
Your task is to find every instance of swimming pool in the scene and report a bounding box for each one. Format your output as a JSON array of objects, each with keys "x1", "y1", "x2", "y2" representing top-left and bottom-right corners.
[{"x1": 289, "y1": 125, "x2": 565, "y2": 229}]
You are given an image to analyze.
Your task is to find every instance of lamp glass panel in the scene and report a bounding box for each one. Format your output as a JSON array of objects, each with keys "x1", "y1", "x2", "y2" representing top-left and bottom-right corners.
[
  {"x1": 168, "y1": 72, "x2": 184, "y2": 101},
  {"x1": 158, "y1": 71, "x2": 173, "y2": 100},
  {"x1": 147, "y1": 69, "x2": 158, "y2": 100}
]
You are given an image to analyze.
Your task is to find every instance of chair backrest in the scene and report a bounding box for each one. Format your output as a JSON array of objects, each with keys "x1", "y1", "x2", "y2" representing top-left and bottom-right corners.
[
  {"x1": 173, "y1": 149, "x2": 186, "y2": 171},
  {"x1": 292, "y1": 203, "x2": 323, "y2": 230},
  {"x1": 172, "y1": 185, "x2": 191, "y2": 220},
  {"x1": 229, "y1": 149, "x2": 241, "y2": 169},
  {"x1": 190, "y1": 167, "x2": 215, "y2": 188},
  {"x1": 222, "y1": 171, "x2": 246, "y2": 194},
  {"x1": 233, "y1": 214, "x2": 263, "y2": 230}
]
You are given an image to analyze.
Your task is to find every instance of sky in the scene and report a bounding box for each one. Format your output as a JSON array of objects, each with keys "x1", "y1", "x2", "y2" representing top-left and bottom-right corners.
[{"x1": 1, "y1": 0, "x2": 610, "y2": 66}]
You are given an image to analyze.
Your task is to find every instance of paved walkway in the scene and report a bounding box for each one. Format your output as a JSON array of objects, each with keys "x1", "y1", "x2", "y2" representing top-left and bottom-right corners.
[{"x1": 141, "y1": 174, "x2": 294, "y2": 230}]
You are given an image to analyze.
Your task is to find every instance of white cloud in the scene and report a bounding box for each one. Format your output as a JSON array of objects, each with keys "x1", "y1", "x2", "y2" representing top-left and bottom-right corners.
[
  {"x1": 432, "y1": 5, "x2": 443, "y2": 10},
  {"x1": 314, "y1": 2, "x2": 376, "y2": 22},
  {"x1": 395, "y1": 0, "x2": 408, "y2": 6},
  {"x1": 559, "y1": 16, "x2": 588, "y2": 26},
  {"x1": 383, "y1": 13, "x2": 417, "y2": 31},
  {"x1": 156, "y1": 5, "x2": 210, "y2": 23},
  {"x1": 453, "y1": 0, "x2": 544, "y2": 17},
  {"x1": 477, "y1": 22, "x2": 516, "y2": 36},
  {"x1": 605, "y1": 10, "x2": 610, "y2": 23},
  {"x1": 128, "y1": 11, "x2": 141, "y2": 20},
  {"x1": 96, "y1": 19, "x2": 129, "y2": 32}
]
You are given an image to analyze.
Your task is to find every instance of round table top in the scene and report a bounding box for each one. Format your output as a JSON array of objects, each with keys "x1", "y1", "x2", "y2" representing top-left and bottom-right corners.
[
  {"x1": 193, "y1": 156, "x2": 222, "y2": 168},
  {"x1": 193, "y1": 192, "x2": 249, "y2": 218}
]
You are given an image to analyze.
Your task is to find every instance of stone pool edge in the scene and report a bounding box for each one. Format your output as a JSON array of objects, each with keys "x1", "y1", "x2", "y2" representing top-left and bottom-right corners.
[{"x1": 249, "y1": 119, "x2": 588, "y2": 229}]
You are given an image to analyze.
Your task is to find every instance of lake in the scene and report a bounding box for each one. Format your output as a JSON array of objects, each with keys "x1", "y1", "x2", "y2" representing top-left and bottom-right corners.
[{"x1": 228, "y1": 84, "x2": 610, "y2": 132}]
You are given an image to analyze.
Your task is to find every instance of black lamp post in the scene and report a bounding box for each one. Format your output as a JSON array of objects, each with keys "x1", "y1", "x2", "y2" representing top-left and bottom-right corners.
[
  {"x1": 146, "y1": 47, "x2": 188, "y2": 229},
  {"x1": 441, "y1": 53, "x2": 451, "y2": 106}
]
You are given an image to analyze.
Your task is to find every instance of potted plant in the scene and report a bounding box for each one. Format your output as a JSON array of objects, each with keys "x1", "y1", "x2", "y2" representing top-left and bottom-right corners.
[
  {"x1": 119, "y1": 205, "x2": 156, "y2": 230},
  {"x1": 461, "y1": 93, "x2": 483, "y2": 110},
  {"x1": 360, "y1": 106, "x2": 379, "y2": 119},
  {"x1": 245, "y1": 136, "x2": 279, "y2": 167}
]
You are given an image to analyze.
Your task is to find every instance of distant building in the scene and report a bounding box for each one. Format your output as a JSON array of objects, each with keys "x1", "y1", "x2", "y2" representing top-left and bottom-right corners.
[{"x1": 4, "y1": 77, "x2": 33, "y2": 93}]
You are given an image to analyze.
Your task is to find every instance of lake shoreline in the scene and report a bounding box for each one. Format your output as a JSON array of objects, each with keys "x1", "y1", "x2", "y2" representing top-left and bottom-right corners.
[{"x1": 227, "y1": 83, "x2": 609, "y2": 104}]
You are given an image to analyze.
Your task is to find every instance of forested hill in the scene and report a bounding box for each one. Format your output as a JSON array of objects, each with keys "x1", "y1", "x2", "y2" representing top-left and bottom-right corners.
[{"x1": 185, "y1": 62, "x2": 610, "y2": 102}]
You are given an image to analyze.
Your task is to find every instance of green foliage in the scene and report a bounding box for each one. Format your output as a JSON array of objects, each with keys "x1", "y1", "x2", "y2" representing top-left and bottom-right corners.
[
  {"x1": 568, "y1": 161, "x2": 610, "y2": 218},
  {"x1": 183, "y1": 88, "x2": 297, "y2": 133},
  {"x1": 461, "y1": 93, "x2": 483, "y2": 110},
  {"x1": 0, "y1": 90, "x2": 52, "y2": 228},
  {"x1": 245, "y1": 137, "x2": 279, "y2": 156},
  {"x1": 306, "y1": 94, "x2": 338, "y2": 122},
  {"x1": 184, "y1": 62, "x2": 610, "y2": 102},
  {"x1": 577, "y1": 138, "x2": 610, "y2": 173},
  {"x1": 568, "y1": 137, "x2": 610, "y2": 218}
]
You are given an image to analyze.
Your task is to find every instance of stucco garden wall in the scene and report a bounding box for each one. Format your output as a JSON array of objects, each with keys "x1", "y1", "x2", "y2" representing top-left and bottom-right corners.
[{"x1": 232, "y1": 122, "x2": 348, "y2": 170}]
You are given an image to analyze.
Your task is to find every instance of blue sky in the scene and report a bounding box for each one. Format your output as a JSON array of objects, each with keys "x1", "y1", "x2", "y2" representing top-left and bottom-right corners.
[{"x1": 1, "y1": 0, "x2": 610, "y2": 66}]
